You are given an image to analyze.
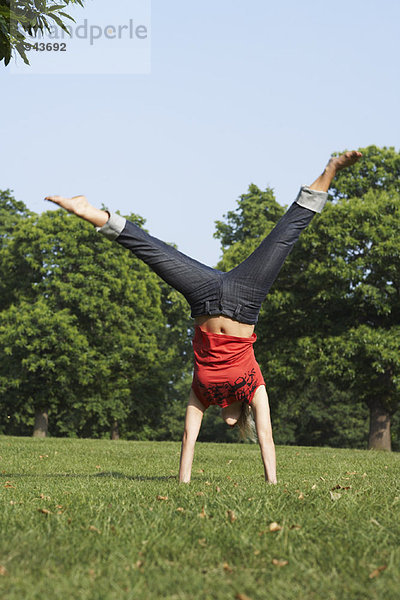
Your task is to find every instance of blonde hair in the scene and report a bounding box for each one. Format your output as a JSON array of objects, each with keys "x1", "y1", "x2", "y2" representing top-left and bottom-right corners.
[{"x1": 237, "y1": 403, "x2": 257, "y2": 443}]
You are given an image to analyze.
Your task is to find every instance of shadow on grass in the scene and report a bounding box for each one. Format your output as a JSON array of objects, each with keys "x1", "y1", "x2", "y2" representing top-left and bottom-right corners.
[{"x1": 1, "y1": 472, "x2": 182, "y2": 481}]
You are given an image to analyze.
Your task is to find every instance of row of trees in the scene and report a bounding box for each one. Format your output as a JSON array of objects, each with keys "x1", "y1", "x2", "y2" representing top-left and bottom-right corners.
[
  {"x1": 1, "y1": 146, "x2": 399, "y2": 450},
  {"x1": 0, "y1": 193, "x2": 193, "y2": 440}
]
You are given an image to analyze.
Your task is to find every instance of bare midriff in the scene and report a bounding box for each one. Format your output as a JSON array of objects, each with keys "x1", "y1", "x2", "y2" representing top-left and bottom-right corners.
[{"x1": 194, "y1": 315, "x2": 255, "y2": 338}]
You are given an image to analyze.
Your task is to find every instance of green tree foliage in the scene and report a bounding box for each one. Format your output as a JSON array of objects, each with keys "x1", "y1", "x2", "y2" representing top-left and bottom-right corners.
[
  {"x1": 0, "y1": 199, "x2": 193, "y2": 439},
  {"x1": 215, "y1": 184, "x2": 284, "y2": 250},
  {"x1": 294, "y1": 188, "x2": 400, "y2": 450},
  {"x1": 0, "y1": 189, "x2": 33, "y2": 310},
  {"x1": 0, "y1": 0, "x2": 84, "y2": 66},
  {"x1": 214, "y1": 147, "x2": 400, "y2": 450},
  {"x1": 214, "y1": 184, "x2": 284, "y2": 271},
  {"x1": 0, "y1": 298, "x2": 92, "y2": 436}
]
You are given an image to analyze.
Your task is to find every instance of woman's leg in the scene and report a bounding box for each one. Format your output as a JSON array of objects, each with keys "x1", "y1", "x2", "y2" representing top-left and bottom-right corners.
[
  {"x1": 224, "y1": 151, "x2": 362, "y2": 314},
  {"x1": 45, "y1": 194, "x2": 220, "y2": 302}
]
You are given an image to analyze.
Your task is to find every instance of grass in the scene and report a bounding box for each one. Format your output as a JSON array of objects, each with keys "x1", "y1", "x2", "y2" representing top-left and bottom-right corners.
[{"x1": 0, "y1": 437, "x2": 399, "y2": 600}]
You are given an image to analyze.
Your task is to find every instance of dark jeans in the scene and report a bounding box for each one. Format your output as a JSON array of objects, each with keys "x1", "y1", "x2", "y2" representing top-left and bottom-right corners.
[{"x1": 98, "y1": 186, "x2": 327, "y2": 325}]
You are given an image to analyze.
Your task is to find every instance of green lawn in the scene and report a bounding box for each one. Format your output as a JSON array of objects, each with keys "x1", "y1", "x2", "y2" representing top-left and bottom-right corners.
[{"x1": 0, "y1": 437, "x2": 399, "y2": 600}]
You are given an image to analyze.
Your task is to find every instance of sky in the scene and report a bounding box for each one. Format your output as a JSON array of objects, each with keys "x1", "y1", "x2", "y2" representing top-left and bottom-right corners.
[{"x1": 1, "y1": 0, "x2": 400, "y2": 266}]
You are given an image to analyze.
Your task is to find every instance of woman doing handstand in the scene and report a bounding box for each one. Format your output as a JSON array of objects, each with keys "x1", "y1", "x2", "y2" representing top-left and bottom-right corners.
[{"x1": 46, "y1": 151, "x2": 362, "y2": 484}]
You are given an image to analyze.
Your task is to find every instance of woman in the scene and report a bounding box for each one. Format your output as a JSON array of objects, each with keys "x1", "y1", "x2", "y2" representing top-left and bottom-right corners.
[{"x1": 46, "y1": 151, "x2": 362, "y2": 484}]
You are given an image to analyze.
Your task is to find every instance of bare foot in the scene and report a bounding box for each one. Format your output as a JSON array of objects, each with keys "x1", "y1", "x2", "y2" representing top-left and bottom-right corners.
[
  {"x1": 45, "y1": 194, "x2": 90, "y2": 217},
  {"x1": 326, "y1": 151, "x2": 362, "y2": 174},
  {"x1": 44, "y1": 195, "x2": 109, "y2": 227}
]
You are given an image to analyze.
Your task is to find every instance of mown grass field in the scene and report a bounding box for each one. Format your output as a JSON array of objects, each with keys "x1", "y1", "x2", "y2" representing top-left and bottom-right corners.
[{"x1": 0, "y1": 437, "x2": 399, "y2": 600}]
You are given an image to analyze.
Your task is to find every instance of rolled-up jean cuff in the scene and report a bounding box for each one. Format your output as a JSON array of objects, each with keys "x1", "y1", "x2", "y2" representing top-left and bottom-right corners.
[
  {"x1": 295, "y1": 185, "x2": 328, "y2": 214},
  {"x1": 96, "y1": 212, "x2": 126, "y2": 241}
]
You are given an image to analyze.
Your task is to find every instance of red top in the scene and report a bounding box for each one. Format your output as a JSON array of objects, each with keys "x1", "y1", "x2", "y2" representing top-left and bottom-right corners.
[{"x1": 191, "y1": 326, "x2": 265, "y2": 409}]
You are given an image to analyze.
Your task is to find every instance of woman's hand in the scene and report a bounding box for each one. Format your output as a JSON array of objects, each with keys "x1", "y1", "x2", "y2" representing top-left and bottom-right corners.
[{"x1": 45, "y1": 195, "x2": 109, "y2": 228}]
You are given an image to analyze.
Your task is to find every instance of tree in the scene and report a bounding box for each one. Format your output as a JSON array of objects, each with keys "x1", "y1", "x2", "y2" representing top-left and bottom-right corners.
[
  {"x1": 294, "y1": 188, "x2": 400, "y2": 450},
  {"x1": 0, "y1": 0, "x2": 84, "y2": 66},
  {"x1": 0, "y1": 298, "x2": 93, "y2": 436},
  {"x1": 0, "y1": 202, "x2": 185, "y2": 438},
  {"x1": 214, "y1": 147, "x2": 400, "y2": 450},
  {"x1": 0, "y1": 189, "x2": 33, "y2": 310},
  {"x1": 215, "y1": 184, "x2": 284, "y2": 250}
]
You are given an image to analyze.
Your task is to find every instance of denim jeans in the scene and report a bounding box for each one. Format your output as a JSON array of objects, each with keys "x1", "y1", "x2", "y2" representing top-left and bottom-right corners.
[{"x1": 98, "y1": 186, "x2": 327, "y2": 325}]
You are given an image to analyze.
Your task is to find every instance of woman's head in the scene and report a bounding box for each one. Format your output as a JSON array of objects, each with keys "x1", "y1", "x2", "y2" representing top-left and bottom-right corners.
[{"x1": 221, "y1": 401, "x2": 257, "y2": 442}]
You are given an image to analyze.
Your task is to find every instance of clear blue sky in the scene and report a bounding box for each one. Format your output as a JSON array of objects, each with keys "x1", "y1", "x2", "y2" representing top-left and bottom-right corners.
[{"x1": 1, "y1": 0, "x2": 399, "y2": 266}]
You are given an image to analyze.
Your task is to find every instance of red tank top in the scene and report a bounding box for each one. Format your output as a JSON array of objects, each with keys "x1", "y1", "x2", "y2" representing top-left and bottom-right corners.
[{"x1": 191, "y1": 326, "x2": 265, "y2": 409}]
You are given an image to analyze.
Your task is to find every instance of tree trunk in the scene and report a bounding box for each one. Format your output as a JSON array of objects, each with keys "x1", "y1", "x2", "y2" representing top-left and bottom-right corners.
[
  {"x1": 33, "y1": 408, "x2": 48, "y2": 438},
  {"x1": 111, "y1": 420, "x2": 120, "y2": 440},
  {"x1": 368, "y1": 399, "x2": 391, "y2": 451}
]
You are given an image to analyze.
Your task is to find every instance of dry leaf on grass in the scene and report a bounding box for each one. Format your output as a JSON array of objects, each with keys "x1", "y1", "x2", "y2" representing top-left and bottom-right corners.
[
  {"x1": 369, "y1": 565, "x2": 387, "y2": 579},
  {"x1": 196, "y1": 492, "x2": 205, "y2": 497},
  {"x1": 227, "y1": 460, "x2": 233, "y2": 465},
  {"x1": 199, "y1": 507, "x2": 206, "y2": 519},
  {"x1": 298, "y1": 493, "x2": 304, "y2": 500},
  {"x1": 330, "y1": 491, "x2": 341, "y2": 501},
  {"x1": 227, "y1": 510, "x2": 237, "y2": 523},
  {"x1": 223, "y1": 562, "x2": 233, "y2": 573},
  {"x1": 205, "y1": 481, "x2": 211, "y2": 486},
  {"x1": 88, "y1": 525, "x2": 101, "y2": 534},
  {"x1": 38, "y1": 508, "x2": 51, "y2": 515},
  {"x1": 176, "y1": 507, "x2": 184, "y2": 513},
  {"x1": 197, "y1": 469, "x2": 205, "y2": 473},
  {"x1": 311, "y1": 484, "x2": 317, "y2": 490},
  {"x1": 236, "y1": 593, "x2": 252, "y2": 600},
  {"x1": 331, "y1": 484, "x2": 351, "y2": 491},
  {"x1": 216, "y1": 486, "x2": 221, "y2": 493},
  {"x1": 254, "y1": 550, "x2": 260, "y2": 556},
  {"x1": 156, "y1": 495, "x2": 168, "y2": 501},
  {"x1": 0, "y1": 565, "x2": 7, "y2": 576},
  {"x1": 289, "y1": 524, "x2": 302, "y2": 530},
  {"x1": 135, "y1": 560, "x2": 144, "y2": 569},
  {"x1": 198, "y1": 538, "x2": 207, "y2": 547},
  {"x1": 268, "y1": 522, "x2": 282, "y2": 532},
  {"x1": 272, "y1": 558, "x2": 288, "y2": 567}
]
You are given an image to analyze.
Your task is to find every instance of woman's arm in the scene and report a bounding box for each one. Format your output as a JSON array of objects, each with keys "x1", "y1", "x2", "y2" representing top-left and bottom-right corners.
[
  {"x1": 179, "y1": 389, "x2": 206, "y2": 483},
  {"x1": 251, "y1": 386, "x2": 277, "y2": 484}
]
